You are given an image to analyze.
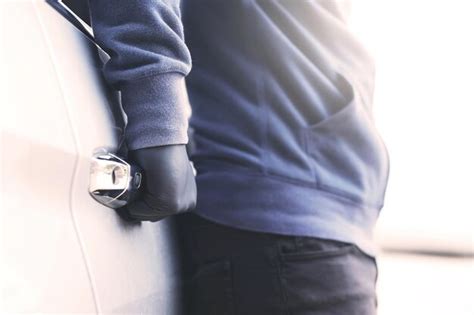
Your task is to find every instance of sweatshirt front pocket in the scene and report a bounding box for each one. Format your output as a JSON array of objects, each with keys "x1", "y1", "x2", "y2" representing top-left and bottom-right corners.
[{"x1": 302, "y1": 101, "x2": 389, "y2": 207}]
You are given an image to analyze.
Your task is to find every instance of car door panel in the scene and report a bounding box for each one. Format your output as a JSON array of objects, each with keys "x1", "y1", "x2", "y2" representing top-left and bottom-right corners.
[
  {"x1": 1, "y1": 1, "x2": 96, "y2": 313},
  {"x1": 35, "y1": 1, "x2": 184, "y2": 314},
  {"x1": 1, "y1": 1, "x2": 183, "y2": 313}
]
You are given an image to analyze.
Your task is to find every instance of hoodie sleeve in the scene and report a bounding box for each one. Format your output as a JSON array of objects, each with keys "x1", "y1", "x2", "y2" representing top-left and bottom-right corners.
[{"x1": 88, "y1": 0, "x2": 192, "y2": 150}]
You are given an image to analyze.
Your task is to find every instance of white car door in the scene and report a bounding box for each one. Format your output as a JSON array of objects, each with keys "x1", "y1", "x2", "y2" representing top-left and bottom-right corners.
[{"x1": 1, "y1": 1, "x2": 183, "y2": 313}]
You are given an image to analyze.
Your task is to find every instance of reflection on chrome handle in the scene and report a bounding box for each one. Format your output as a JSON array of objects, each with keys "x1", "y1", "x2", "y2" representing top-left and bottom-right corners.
[{"x1": 89, "y1": 150, "x2": 142, "y2": 209}]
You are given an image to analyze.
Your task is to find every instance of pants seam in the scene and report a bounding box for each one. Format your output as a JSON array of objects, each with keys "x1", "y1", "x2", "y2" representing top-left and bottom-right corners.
[{"x1": 277, "y1": 244, "x2": 291, "y2": 315}]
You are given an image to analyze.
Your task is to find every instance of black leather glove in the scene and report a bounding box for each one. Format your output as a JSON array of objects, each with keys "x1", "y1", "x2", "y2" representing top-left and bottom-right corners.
[{"x1": 117, "y1": 144, "x2": 197, "y2": 222}]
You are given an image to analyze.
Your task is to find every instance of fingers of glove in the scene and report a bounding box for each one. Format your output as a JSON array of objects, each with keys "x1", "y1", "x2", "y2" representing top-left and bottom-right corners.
[
  {"x1": 129, "y1": 145, "x2": 197, "y2": 213},
  {"x1": 125, "y1": 197, "x2": 176, "y2": 222},
  {"x1": 121, "y1": 164, "x2": 196, "y2": 222},
  {"x1": 131, "y1": 146, "x2": 192, "y2": 195},
  {"x1": 115, "y1": 206, "x2": 141, "y2": 223}
]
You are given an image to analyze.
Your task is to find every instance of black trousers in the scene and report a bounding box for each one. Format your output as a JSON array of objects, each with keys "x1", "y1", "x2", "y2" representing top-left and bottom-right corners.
[{"x1": 176, "y1": 213, "x2": 378, "y2": 315}]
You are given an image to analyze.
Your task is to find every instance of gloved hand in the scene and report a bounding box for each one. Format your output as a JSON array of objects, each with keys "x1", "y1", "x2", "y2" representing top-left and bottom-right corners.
[{"x1": 116, "y1": 144, "x2": 197, "y2": 222}]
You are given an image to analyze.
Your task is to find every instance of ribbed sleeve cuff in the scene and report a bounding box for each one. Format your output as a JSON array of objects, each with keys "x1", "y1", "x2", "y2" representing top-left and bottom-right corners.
[{"x1": 119, "y1": 73, "x2": 191, "y2": 150}]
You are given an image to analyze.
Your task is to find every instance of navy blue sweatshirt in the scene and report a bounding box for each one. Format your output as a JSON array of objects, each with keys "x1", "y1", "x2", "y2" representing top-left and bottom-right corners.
[{"x1": 89, "y1": 0, "x2": 389, "y2": 255}]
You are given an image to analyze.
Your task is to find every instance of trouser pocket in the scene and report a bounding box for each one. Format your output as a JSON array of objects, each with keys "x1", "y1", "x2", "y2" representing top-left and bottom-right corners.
[
  {"x1": 279, "y1": 237, "x2": 378, "y2": 315},
  {"x1": 190, "y1": 259, "x2": 234, "y2": 315}
]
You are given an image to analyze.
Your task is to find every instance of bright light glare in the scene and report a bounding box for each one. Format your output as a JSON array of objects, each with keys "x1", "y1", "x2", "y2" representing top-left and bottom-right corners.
[
  {"x1": 350, "y1": 0, "x2": 474, "y2": 250},
  {"x1": 350, "y1": 2, "x2": 474, "y2": 315}
]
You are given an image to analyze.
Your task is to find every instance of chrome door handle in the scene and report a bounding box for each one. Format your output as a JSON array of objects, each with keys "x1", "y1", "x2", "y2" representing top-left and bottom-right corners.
[{"x1": 89, "y1": 150, "x2": 142, "y2": 208}]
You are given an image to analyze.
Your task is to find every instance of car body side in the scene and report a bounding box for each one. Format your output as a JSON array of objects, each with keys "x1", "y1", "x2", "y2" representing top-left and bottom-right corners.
[{"x1": 0, "y1": 1, "x2": 182, "y2": 313}]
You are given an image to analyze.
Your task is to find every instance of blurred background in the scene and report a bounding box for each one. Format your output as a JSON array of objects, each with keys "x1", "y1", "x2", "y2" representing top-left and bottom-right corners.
[{"x1": 350, "y1": 1, "x2": 473, "y2": 314}]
